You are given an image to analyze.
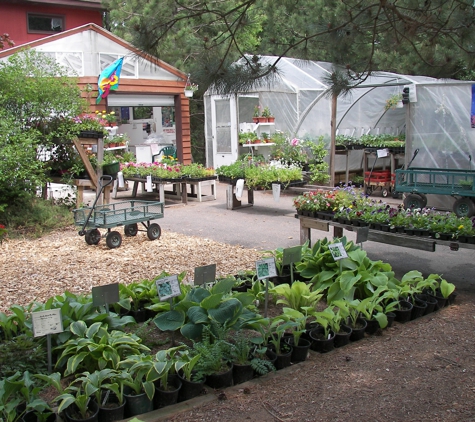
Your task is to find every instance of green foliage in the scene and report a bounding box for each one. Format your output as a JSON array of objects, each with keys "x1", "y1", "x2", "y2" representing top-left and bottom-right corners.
[
  {"x1": 55, "y1": 321, "x2": 150, "y2": 375},
  {"x1": 0, "y1": 335, "x2": 47, "y2": 379},
  {"x1": 2, "y1": 198, "x2": 74, "y2": 238},
  {"x1": 0, "y1": 49, "x2": 86, "y2": 211},
  {"x1": 270, "y1": 282, "x2": 324, "y2": 312}
]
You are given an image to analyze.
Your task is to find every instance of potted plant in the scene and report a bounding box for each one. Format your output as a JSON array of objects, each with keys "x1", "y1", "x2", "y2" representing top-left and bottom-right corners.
[
  {"x1": 184, "y1": 83, "x2": 198, "y2": 98},
  {"x1": 281, "y1": 307, "x2": 312, "y2": 362},
  {"x1": 38, "y1": 371, "x2": 100, "y2": 422},
  {"x1": 118, "y1": 355, "x2": 155, "y2": 418},
  {"x1": 191, "y1": 326, "x2": 234, "y2": 389},
  {"x1": 307, "y1": 306, "x2": 336, "y2": 353},
  {"x1": 174, "y1": 349, "x2": 205, "y2": 402},
  {"x1": 75, "y1": 368, "x2": 126, "y2": 422},
  {"x1": 267, "y1": 316, "x2": 295, "y2": 369},
  {"x1": 229, "y1": 333, "x2": 255, "y2": 384}
]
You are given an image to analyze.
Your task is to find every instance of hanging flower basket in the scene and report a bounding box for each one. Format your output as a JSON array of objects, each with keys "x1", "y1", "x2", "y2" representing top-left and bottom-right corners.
[{"x1": 184, "y1": 90, "x2": 194, "y2": 98}]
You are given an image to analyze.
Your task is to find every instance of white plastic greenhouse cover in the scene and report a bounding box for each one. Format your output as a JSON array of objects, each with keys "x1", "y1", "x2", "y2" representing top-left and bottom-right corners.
[{"x1": 204, "y1": 56, "x2": 475, "y2": 206}]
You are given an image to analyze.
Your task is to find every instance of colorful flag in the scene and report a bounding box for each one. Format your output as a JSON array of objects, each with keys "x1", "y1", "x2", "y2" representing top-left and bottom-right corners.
[{"x1": 96, "y1": 57, "x2": 124, "y2": 104}]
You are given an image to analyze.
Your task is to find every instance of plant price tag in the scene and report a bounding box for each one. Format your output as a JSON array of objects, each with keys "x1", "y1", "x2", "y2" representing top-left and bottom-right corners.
[
  {"x1": 156, "y1": 275, "x2": 181, "y2": 301},
  {"x1": 328, "y1": 242, "x2": 348, "y2": 261},
  {"x1": 92, "y1": 282, "x2": 120, "y2": 307},
  {"x1": 255, "y1": 257, "x2": 277, "y2": 280},
  {"x1": 282, "y1": 245, "x2": 302, "y2": 266},
  {"x1": 194, "y1": 263, "x2": 217, "y2": 286},
  {"x1": 377, "y1": 148, "x2": 389, "y2": 158},
  {"x1": 32, "y1": 309, "x2": 63, "y2": 338}
]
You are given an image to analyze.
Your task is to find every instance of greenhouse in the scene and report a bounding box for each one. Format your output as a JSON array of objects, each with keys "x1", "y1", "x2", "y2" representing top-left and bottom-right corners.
[{"x1": 204, "y1": 56, "x2": 475, "y2": 205}]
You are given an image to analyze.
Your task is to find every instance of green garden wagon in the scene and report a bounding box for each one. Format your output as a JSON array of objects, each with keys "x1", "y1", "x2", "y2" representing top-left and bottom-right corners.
[{"x1": 394, "y1": 167, "x2": 475, "y2": 217}]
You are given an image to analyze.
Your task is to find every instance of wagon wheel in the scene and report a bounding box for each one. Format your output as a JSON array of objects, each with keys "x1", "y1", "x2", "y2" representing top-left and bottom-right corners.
[
  {"x1": 106, "y1": 231, "x2": 122, "y2": 249},
  {"x1": 124, "y1": 223, "x2": 138, "y2": 237},
  {"x1": 403, "y1": 193, "x2": 425, "y2": 210},
  {"x1": 365, "y1": 186, "x2": 373, "y2": 196},
  {"x1": 147, "y1": 223, "x2": 161, "y2": 241},
  {"x1": 416, "y1": 193, "x2": 428, "y2": 208},
  {"x1": 382, "y1": 188, "x2": 389, "y2": 198},
  {"x1": 453, "y1": 197, "x2": 475, "y2": 218},
  {"x1": 391, "y1": 191, "x2": 400, "y2": 199},
  {"x1": 85, "y1": 229, "x2": 101, "y2": 245}
]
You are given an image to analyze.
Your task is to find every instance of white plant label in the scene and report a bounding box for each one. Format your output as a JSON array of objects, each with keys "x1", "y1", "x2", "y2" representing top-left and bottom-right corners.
[
  {"x1": 272, "y1": 183, "x2": 281, "y2": 202},
  {"x1": 235, "y1": 179, "x2": 245, "y2": 199},
  {"x1": 377, "y1": 148, "x2": 389, "y2": 158},
  {"x1": 146, "y1": 175, "x2": 153, "y2": 192},
  {"x1": 32, "y1": 309, "x2": 63, "y2": 338},
  {"x1": 328, "y1": 242, "x2": 348, "y2": 261},
  {"x1": 118, "y1": 171, "x2": 125, "y2": 188},
  {"x1": 256, "y1": 257, "x2": 277, "y2": 280},
  {"x1": 156, "y1": 275, "x2": 181, "y2": 301}
]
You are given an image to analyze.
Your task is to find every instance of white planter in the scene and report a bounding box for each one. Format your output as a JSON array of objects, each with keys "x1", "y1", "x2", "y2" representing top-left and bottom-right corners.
[{"x1": 184, "y1": 90, "x2": 194, "y2": 98}]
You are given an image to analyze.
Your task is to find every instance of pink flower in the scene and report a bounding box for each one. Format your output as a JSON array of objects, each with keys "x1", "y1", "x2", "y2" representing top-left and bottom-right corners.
[{"x1": 291, "y1": 138, "x2": 299, "y2": 146}]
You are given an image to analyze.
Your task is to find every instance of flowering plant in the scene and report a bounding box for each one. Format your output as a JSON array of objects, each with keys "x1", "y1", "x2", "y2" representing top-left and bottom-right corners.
[
  {"x1": 253, "y1": 106, "x2": 261, "y2": 117},
  {"x1": 0, "y1": 224, "x2": 7, "y2": 244},
  {"x1": 97, "y1": 110, "x2": 116, "y2": 124},
  {"x1": 185, "y1": 83, "x2": 199, "y2": 92},
  {"x1": 73, "y1": 114, "x2": 107, "y2": 135}
]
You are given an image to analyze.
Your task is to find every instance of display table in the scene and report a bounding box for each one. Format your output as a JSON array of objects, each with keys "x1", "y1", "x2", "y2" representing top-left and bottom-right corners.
[
  {"x1": 124, "y1": 177, "x2": 188, "y2": 204},
  {"x1": 296, "y1": 215, "x2": 475, "y2": 252}
]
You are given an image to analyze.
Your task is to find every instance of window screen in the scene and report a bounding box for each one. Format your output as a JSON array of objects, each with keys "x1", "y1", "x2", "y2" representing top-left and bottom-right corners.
[{"x1": 28, "y1": 14, "x2": 64, "y2": 33}]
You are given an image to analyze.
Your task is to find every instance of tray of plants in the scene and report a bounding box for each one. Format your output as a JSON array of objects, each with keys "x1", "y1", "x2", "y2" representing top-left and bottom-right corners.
[{"x1": 73, "y1": 176, "x2": 164, "y2": 248}]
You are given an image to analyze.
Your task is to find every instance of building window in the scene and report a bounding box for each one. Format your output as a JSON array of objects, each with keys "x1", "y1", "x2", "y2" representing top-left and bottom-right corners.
[{"x1": 27, "y1": 14, "x2": 64, "y2": 34}]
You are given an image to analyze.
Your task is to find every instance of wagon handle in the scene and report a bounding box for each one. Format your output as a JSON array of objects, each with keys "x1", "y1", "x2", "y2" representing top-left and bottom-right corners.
[
  {"x1": 407, "y1": 148, "x2": 419, "y2": 169},
  {"x1": 469, "y1": 154, "x2": 472, "y2": 170},
  {"x1": 78, "y1": 175, "x2": 114, "y2": 236}
]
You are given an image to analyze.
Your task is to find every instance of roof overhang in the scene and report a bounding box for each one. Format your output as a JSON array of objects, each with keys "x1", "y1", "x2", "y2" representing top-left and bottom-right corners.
[{"x1": 3, "y1": 0, "x2": 104, "y2": 10}]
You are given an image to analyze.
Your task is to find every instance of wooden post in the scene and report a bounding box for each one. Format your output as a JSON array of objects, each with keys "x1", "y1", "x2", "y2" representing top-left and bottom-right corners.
[{"x1": 330, "y1": 93, "x2": 337, "y2": 188}]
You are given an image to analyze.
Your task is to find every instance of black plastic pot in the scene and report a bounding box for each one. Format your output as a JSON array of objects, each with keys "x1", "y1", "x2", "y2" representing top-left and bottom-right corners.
[
  {"x1": 123, "y1": 390, "x2": 153, "y2": 418},
  {"x1": 349, "y1": 318, "x2": 367, "y2": 342},
  {"x1": 232, "y1": 363, "x2": 254, "y2": 385},
  {"x1": 309, "y1": 327, "x2": 335, "y2": 353},
  {"x1": 153, "y1": 376, "x2": 182, "y2": 409},
  {"x1": 364, "y1": 318, "x2": 380, "y2": 335},
  {"x1": 206, "y1": 363, "x2": 234, "y2": 389},
  {"x1": 415, "y1": 293, "x2": 438, "y2": 315},
  {"x1": 178, "y1": 371, "x2": 206, "y2": 402},
  {"x1": 386, "y1": 312, "x2": 396, "y2": 328},
  {"x1": 274, "y1": 346, "x2": 293, "y2": 370},
  {"x1": 393, "y1": 300, "x2": 413, "y2": 323},
  {"x1": 64, "y1": 401, "x2": 99, "y2": 422},
  {"x1": 286, "y1": 337, "x2": 311, "y2": 363},
  {"x1": 411, "y1": 298, "x2": 427, "y2": 320},
  {"x1": 334, "y1": 325, "x2": 352, "y2": 348}
]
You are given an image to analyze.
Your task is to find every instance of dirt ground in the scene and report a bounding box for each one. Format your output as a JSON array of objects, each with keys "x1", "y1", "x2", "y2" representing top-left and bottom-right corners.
[{"x1": 1, "y1": 228, "x2": 475, "y2": 422}]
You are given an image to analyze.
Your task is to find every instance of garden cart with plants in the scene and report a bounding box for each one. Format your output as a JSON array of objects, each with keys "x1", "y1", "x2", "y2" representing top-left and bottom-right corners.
[
  {"x1": 395, "y1": 167, "x2": 475, "y2": 217},
  {"x1": 73, "y1": 176, "x2": 164, "y2": 248}
]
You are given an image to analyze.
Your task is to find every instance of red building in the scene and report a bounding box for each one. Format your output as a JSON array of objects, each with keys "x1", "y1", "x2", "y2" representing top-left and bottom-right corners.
[{"x1": 0, "y1": 0, "x2": 103, "y2": 46}]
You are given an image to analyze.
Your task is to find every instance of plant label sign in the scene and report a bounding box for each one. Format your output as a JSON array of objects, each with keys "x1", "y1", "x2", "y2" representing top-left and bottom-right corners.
[
  {"x1": 156, "y1": 275, "x2": 181, "y2": 301},
  {"x1": 328, "y1": 242, "x2": 348, "y2": 261},
  {"x1": 256, "y1": 257, "x2": 277, "y2": 280},
  {"x1": 282, "y1": 245, "x2": 302, "y2": 266},
  {"x1": 377, "y1": 148, "x2": 389, "y2": 158},
  {"x1": 32, "y1": 309, "x2": 63, "y2": 338},
  {"x1": 194, "y1": 263, "x2": 216, "y2": 286},
  {"x1": 92, "y1": 283, "x2": 120, "y2": 307},
  {"x1": 272, "y1": 183, "x2": 280, "y2": 202}
]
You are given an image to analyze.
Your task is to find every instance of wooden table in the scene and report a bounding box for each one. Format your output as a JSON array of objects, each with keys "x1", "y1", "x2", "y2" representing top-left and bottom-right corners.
[
  {"x1": 297, "y1": 215, "x2": 475, "y2": 252},
  {"x1": 124, "y1": 177, "x2": 188, "y2": 204}
]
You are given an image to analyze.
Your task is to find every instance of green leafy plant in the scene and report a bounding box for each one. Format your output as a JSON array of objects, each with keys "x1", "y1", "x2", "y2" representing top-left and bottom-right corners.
[
  {"x1": 55, "y1": 321, "x2": 150, "y2": 375},
  {"x1": 270, "y1": 281, "x2": 324, "y2": 312}
]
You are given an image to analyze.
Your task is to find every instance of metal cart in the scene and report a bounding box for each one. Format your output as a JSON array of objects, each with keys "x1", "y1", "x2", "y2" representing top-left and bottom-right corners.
[
  {"x1": 73, "y1": 176, "x2": 164, "y2": 248},
  {"x1": 394, "y1": 167, "x2": 475, "y2": 217}
]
